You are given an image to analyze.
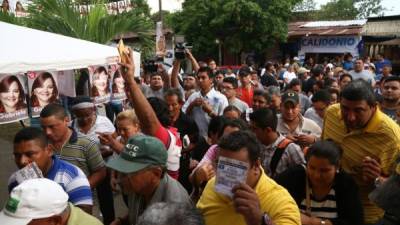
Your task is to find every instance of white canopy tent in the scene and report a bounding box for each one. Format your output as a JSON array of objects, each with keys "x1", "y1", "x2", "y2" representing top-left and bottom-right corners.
[{"x1": 0, "y1": 22, "x2": 140, "y2": 75}]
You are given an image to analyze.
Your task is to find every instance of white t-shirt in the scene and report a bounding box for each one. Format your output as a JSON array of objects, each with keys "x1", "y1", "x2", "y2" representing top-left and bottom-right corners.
[{"x1": 283, "y1": 71, "x2": 297, "y2": 83}]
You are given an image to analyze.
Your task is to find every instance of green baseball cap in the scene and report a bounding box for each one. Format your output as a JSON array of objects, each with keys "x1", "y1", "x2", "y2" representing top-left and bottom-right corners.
[{"x1": 106, "y1": 135, "x2": 167, "y2": 174}]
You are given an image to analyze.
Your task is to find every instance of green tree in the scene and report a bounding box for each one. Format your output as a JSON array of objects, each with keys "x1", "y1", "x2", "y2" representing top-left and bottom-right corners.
[
  {"x1": 170, "y1": 0, "x2": 301, "y2": 60},
  {"x1": 293, "y1": 0, "x2": 316, "y2": 12},
  {"x1": 0, "y1": 0, "x2": 154, "y2": 56},
  {"x1": 316, "y1": 0, "x2": 384, "y2": 20}
]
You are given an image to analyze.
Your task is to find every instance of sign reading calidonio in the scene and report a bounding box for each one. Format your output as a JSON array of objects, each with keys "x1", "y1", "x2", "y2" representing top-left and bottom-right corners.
[{"x1": 299, "y1": 35, "x2": 362, "y2": 57}]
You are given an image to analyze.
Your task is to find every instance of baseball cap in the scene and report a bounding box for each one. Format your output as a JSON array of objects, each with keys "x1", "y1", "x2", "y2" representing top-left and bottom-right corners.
[
  {"x1": 106, "y1": 135, "x2": 167, "y2": 174},
  {"x1": 282, "y1": 91, "x2": 299, "y2": 105},
  {"x1": 297, "y1": 67, "x2": 310, "y2": 75},
  {"x1": 0, "y1": 178, "x2": 68, "y2": 225}
]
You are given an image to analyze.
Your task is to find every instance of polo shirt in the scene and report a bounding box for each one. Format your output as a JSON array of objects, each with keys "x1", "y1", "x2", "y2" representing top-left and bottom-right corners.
[
  {"x1": 182, "y1": 88, "x2": 229, "y2": 137},
  {"x1": 127, "y1": 174, "x2": 192, "y2": 225},
  {"x1": 67, "y1": 203, "x2": 103, "y2": 225},
  {"x1": 54, "y1": 129, "x2": 105, "y2": 177},
  {"x1": 322, "y1": 104, "x2": 400, "y2": 224},
  {"x1": 197, "y1": 168, "x2": 301, "y2": 225},
  {"x1": 8, "y1": 156, "x2": 93, "y2": 206},
  {"x1": 277, "y1": 114, "x2": 321, "y2": 137}
]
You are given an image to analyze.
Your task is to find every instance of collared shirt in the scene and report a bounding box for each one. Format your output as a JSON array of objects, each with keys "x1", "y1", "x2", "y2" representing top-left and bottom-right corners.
[
  {"x1": 197, "y1": 168, "x2": 301, "y2": 225},
  {"x1": 261, "y1": 134, "x2": 305, "y2": 178},
  {"x1": 9, "y1": 156, "x2": 93, "y2": 206},
  {"x1": 277, "y1": 114, "x2": 322, "y2": 138},
  {"x1": 304, "y1": 107, "x2": 323, "y2": 129},
  {"x1": 127, "y1": 174, "x2": 192, "y2": 225},
  {"x1": 322, "y1": 103, "x2": 400, "y2": 224},
  {"x1": 237, "y1": 86, "x2": 254, "y2": 107},
  {"x1": 54, "y1": 128, "x2": 105, "y2": 177},
  {"x1": 67, "y1": 203, "x2": 103, "y2": 225},
  {"x1": 182, "y1": 88, "x2": 229, "y2": 137},
  {"x1": 349, "y1": 70, "x2": 375, "y2": 85}
]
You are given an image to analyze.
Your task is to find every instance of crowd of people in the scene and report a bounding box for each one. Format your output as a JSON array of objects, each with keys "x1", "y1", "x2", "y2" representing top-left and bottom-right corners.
[{"x1": 0, "y1": 48, "x2": 400, "y2": 225}]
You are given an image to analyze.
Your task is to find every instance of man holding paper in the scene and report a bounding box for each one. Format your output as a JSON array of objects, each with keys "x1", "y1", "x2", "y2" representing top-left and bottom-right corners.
[{"x1": 197, "y1": 131, "x2": 300, "y2": 225}]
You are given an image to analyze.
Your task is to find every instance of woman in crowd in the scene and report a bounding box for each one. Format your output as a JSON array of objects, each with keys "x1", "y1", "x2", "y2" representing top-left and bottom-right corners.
[
  {"x1": 30, "y1": 72, "x2": 58, "y2": 108},
  {"x1": 276, "y1": 140, "x2": 363, "y2": 225},
  {"x1": 0, "y1": 75, "x2": 26, "y2": 113},
  {"x1": 91, "y1": 66, "x2": 110, "y2": 97},
  {"x1": 339, "y1": 73, "x2": 352, "y2": 91}
]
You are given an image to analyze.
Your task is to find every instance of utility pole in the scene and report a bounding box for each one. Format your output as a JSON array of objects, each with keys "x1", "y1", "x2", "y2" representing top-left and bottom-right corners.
[{"x1": 159, "y1": 0, "x2": 163, "y2": 22}]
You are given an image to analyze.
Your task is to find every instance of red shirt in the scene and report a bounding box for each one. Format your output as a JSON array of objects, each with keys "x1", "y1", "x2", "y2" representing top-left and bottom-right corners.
[
  {"x1": 237, "y1": 86, "x2": 254, "y2": 107},
  {"x1": 154, "y1": 125, "x2": 182, "y2": 180}
]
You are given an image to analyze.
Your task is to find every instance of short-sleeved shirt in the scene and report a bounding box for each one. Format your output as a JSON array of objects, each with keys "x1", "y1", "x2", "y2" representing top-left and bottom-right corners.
[
  {"x1": 304, "y1": 107, "x2": 323, "y2": 129},
  {"x1": 277, "y1": 114, "x2": 322, "y2": 138},
  {"x1": 128, "y1": 174, "x2": 192, "y2": 225},
  {"x1": 197, "y1": 168, "x2": 301, "y2": 225},
  {"x1": 349, "y1": 70, "x2": 375, "y2": 85},
  {"x1": 229, "y1": 98, "x2": 249, "y2": 113},
  {"x1": 261, "y1": 134, "x2": 305, "y2": 178},
  {"x1": 237, "y1": 86, "x2": 254, "y2": 107},
  {"x1": 154, "y1": 125, "x2": 182, "y2": 179},
  {"x1": 322, "y1": 104, "x2": 400, "y2": 224},
  {"x1": 54, "y1": 129, "x2": 105, "y2": 177},
  {"x1": 8, "y1": 156, "x2": 93, "y2": 206},
  {"x1": 72, "y1": 115, "x2": 115, "y2": 144},
  {"x1": 67, "y1": 203, "x2": 103, "y2": 225},
  {"x1": 182, "y1": 88, "x2": 229, "y2": 137}
]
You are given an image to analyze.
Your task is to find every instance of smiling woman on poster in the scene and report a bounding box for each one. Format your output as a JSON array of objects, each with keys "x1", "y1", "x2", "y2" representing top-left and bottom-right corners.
[
  {"x1": 111, "y1": 70, "x2": 126, "y2": 100},
  {"x1": 30, "y1": 72, "x2": 59, "y2": 108},
  {"x1": 0, "y1": 75, "x2": 26, "y2": 113},
  {"x1": 91, "y1": 66, "x2": 111, "y2": 104}
]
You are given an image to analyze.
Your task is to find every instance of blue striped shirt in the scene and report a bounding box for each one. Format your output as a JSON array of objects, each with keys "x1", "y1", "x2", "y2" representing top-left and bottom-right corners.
[{"x1": 8, "y1": 156, "x2": 93, "y2": 206}]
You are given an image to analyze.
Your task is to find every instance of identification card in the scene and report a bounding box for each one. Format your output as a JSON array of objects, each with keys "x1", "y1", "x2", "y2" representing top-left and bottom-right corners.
[
  {"x1": 15, "y1": 162, "x2": 44, "y2": 184},
  {"x1": 215, "y1": 156, "x2": 248, "y2": 198}
]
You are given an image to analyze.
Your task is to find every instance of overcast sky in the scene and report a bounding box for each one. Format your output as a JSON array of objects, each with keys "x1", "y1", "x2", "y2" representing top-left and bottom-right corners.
[{"x1": 147, "y1": 0, "x2": 400, "y2": 16}]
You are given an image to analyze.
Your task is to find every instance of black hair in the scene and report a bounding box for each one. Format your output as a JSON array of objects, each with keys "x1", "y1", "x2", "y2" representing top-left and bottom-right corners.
[
  {"x1": 223, "y1": 105, "x2": 241, "y2": 116},
  {"x1": 207, "y1": 116, "x2": 227, "y2": 138},
  {"x1": 265, "y1": 62, "x2": 273, "y2": 70},
  {"x1": 288, "y1": 78, "x2": 301, "y2": 89},
  {"x1": 218, "y1": 118, "x2": 248, "y2": 138},
  {"x1": 249, "y1": 108, "x2": 278, "y2": 131},
  {"x1": 147, "y1": 97, "x2": 170, "y2": 127},
  {"x1": 222, "y1": 77, "x2": 238, "y2": 89},
  {"x1": 14, "y1": 127, "x2": 48, "y2": 148},
  {"x1": 311, "y1": 66, "x2": 323, "y2": 77},
  {"x1": 311, "y1": 90, "x2": 331, "y2": 104},
  {"x1": 253, "y1": 89, "x2": 271, "y2": 104},
  {"x1": 197, "y1": 66, "x2": 213, "y2": 78},
  {"x1": 341, "y1": 79, "x2": 376, "y2": 106},
  {"x1": 383, "y1": 76, "x2": 400, "y2": 84},
  {"x1": 164, "y1": 88, "x2": 184, "y2": 103},
  {"x1": 305, "y1": 140, "x2": 343, "y2": 167},
  {"x1": 40, "y1": 103, "x2": 67, "y2": 120},
  {"x1": 218, "y1": 131, "x2": 262, "y2": 165},
  {"x1": 238, "y1": 66, "x2": 251, "y2": 77},
  {"x1": 339, "y1": 73, "x2": 353, "y2": 82}
]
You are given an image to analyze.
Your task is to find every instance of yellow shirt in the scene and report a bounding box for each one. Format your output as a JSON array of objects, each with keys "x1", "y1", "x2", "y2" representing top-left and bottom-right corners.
[
  {"x1": 196, "y1": 169, "x2": 301, "y2": 225},
  {"x1": 322, "y1": 104, "x2": 400, "y2": 224}
]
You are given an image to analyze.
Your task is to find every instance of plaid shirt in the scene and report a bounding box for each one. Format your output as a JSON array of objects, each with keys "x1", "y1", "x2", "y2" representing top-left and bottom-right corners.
[{"x1": 261, "y1": 133, "x2": 305, "y2": 179}]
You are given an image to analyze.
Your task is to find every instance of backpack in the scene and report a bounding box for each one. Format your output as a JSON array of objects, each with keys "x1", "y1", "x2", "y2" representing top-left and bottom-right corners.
[{"x1": 270, "y1": 138, "x2": 293, "y2": 177}]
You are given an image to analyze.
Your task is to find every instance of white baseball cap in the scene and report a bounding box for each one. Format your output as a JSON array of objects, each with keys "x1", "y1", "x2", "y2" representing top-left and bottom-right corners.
[{"x1": 0, "y1": 178, "x2": 68, "y2": 225}]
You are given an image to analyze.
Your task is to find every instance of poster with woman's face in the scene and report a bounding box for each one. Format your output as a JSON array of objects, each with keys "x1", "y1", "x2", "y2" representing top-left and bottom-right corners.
[
  {"x1": 27, "y1": 71, "x2": 59, "y2": 118},
  {"x1": 89, "y1": 65, "x2": 111, "y2": 105},
  {"x1": 109, "y1": 65, "x2": 127, "y2": 101},
  {"x1": 0, "y1": 74, "x2": 29, "y2": 124}
]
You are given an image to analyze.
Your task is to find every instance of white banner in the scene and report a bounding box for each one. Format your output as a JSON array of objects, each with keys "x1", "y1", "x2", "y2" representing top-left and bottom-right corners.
[{"x1": 299, "y1": 35, "x2": 361, "y2": 57}]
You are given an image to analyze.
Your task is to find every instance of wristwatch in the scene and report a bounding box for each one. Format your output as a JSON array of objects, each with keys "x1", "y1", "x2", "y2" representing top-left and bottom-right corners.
[
  {"x1": 261, "y1": 213, "x2": 272, "y2": 225},
  {"x1": 320, "y1": 219, "x2": 326, "y2": 225}
]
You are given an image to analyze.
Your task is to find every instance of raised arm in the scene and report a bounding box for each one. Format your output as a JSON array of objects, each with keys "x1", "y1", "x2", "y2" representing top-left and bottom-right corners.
[
  {"x1": 119, "y1": 49, "x2": 162, "y2": 136},
  {"x1": 186, "y1": 49, "x2": 200, "y2": 72},
  {"x1": 171, "y1": 60, "x2": 181, "y2": 88}
]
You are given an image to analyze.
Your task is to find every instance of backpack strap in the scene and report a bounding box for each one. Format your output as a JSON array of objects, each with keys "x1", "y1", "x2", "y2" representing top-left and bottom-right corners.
[{"x1": 270, "y1": 138, "x2": 292, "y2": 177}]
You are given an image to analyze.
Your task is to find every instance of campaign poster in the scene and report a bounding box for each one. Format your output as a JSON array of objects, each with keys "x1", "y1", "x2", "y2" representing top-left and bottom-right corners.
[
  {"x1": 57, "y1": 70, "x2": 76, "y2": 97},
  {"x1": 109, "y1": 65, "x2": 126, "y2": 101},
  {"x1": 27, "y1": 71, "x2": 59, "y2": 118},
  {"x1": 89, "y1": 65, "x2": 111, "y2": 105},
  {"x1": 0, "y1": 74, "x2": 29, "y2": 124}
]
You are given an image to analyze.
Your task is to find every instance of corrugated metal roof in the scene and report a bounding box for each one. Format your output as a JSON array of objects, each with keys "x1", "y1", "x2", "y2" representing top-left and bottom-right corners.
[
  {"x1": 300, "y1": 20, "x2": 366, "y2": 27},
  {"x1": 288, "y1": 21, "x2": 363, "y2": 37},
  {"x1": 362, "y1": 20, "x2": 400, "y2": 37}
]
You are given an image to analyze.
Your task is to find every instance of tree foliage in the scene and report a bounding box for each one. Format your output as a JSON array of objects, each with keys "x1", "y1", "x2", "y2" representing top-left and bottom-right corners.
[
  {"x1": 169, "y1": 0, "x2": 301, "y2": 59},
  {"x1": 317, "y1": 0, "x2": 383, "y2": 20},
  {"x1": 0, "y1": 0, "x2": 154, "y2": 56}
]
